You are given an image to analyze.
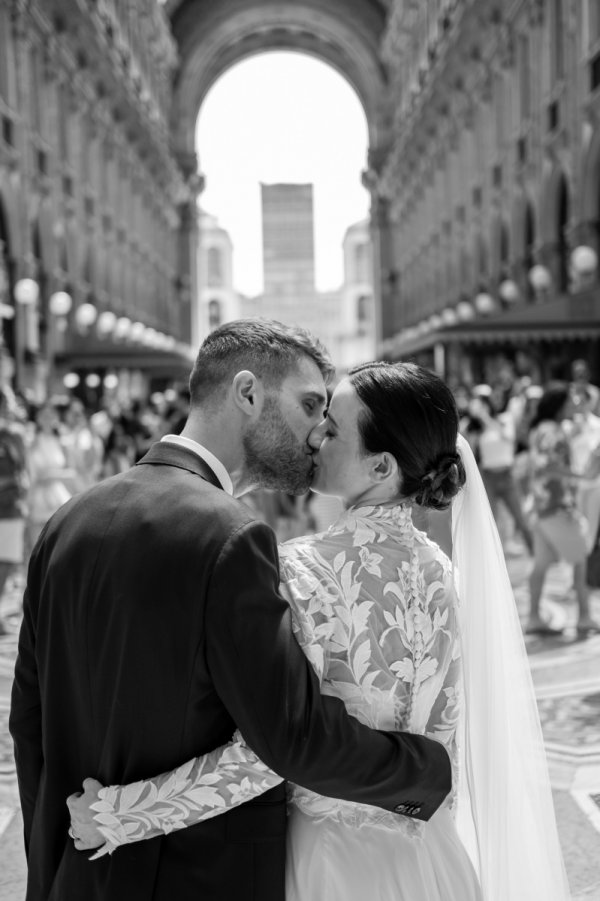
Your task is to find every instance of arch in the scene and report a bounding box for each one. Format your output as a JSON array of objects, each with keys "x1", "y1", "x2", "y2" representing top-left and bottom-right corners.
[
  {"x1": 0, "y1": 177, "x2": 22, "y2": 261},
  {"x1": 539, "y1": 165, "x2": 570, "y2": 290},
  {"x1": 489, "y1": 214, "x2": 510, "y2": 277},
  {"x1": 511, "y1": 193, "x2": 536, "y2": 259},
  {"x1": 168, "y1": 0, "x2": 390, "y2": 167},
  {"x1": 581, "y1": 123, "x2": 600, "y2": 234},
  {"x1": 64, "y1": 221, "x2": 80, "y2": 281},
  {"x1": 512, "y1": 193, "x2": 536, "y2": 300},
  {"x1": 36, "y1": 198, "x2": 58, "y2": 274},
  {"x1": 539, "y1": 165, "x2": 571, "y2": 244}
]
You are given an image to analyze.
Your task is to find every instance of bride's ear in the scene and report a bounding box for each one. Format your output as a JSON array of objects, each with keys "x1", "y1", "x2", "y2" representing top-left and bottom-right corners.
[{"x1": 371, "y1": 452, "x2": 399, "y2": 485}]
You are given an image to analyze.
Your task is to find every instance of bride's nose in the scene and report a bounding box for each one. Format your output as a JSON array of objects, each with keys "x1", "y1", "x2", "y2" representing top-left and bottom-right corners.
[{"x1": 308, "y1": 420, "x2": 326, "y2": 450}]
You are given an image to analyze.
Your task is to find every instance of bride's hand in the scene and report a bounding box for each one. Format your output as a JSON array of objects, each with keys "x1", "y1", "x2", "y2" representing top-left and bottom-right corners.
[{"x1": 66, "y1": 777, "x2": 105, "y2": 851}]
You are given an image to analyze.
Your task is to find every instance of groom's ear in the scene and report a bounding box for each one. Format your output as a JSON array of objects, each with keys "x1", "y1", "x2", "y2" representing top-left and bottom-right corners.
[{"x1": 232, "y1": 370, "x2": 264, "y2": 417}]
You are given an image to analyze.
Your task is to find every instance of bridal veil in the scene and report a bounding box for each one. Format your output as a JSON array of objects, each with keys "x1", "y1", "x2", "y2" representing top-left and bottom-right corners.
[{"x1": 452, "y1": 434, "x2": 570, "y2": 900}]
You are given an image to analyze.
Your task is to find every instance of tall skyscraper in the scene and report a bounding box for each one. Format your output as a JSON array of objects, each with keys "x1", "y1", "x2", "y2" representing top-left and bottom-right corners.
[{"x1": 261, "y1": 183, "x2": 315, "y2": 296}]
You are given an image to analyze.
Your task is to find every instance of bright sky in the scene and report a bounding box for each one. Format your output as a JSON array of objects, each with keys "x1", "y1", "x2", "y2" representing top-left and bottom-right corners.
[{"x1": 196, "y1": 52, "x2": 370, "y2": 297}]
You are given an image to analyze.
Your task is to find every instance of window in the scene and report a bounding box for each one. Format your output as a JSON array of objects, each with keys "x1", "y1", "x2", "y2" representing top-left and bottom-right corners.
[
  {"x1": 590, "y1": 0, "x2": 600, "y2": 46},
  {"x1": 354, "y1": 242, "x2": 370, "y2": 283},
  {"x1": 57, "y1": 84, "x2": 69, "y2": 163},
  {"x1": 524, "y1": 203, "x2": 536, "y2": 302},
  {"x1": 556, "y1": 174, "x2": 569, "y2": 292},
  {"x1": 551, "y1": 0, "x2": 565, "y2": 82},
  {"x1": 207, "y1": 247, "x2": 223, "y2": 286},
  {"x1": 208, "y1": 299, "x2": 221, "y2": 329},
  {"x1": 518, "y1": 34, "x2": 531, "y2": 120},
  {"x1": 356, "y1": 295, "x2": 370, "y2": 334}
]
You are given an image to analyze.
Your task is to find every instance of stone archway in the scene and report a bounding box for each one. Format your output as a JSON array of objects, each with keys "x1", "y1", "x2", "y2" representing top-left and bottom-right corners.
[
  {"x1": 167, "y1": 0, "x2": 390, "y2": 166},
  {"x1": 165, "y1": 0, "x2": 392, "y2": 341}
]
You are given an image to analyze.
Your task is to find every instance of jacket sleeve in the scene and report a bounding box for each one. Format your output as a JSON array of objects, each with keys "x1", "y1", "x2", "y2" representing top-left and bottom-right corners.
[
  {"x1": 9, "y1": 585, "x2": 43, "y2": 856},
  {"x1": 204, "y1": 520, "x2": 451, "y2": 820}
]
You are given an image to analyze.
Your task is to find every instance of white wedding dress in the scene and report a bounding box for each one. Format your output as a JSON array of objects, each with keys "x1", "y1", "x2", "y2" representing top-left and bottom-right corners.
[{"x1": 92, "y1": 503, "x2": 481, "y2": 900}]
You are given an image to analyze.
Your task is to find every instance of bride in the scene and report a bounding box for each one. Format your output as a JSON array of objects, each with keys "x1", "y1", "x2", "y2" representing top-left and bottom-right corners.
[{"x1": 68, "y1": 362, "x2": 570, "y2": 901}]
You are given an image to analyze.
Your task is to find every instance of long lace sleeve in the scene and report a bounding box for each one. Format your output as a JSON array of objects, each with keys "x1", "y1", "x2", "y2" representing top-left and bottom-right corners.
[
  {"x1": 88, "y1": 553, "x2": 333, "y2": 857},
  {"x1": 90, "y1": 732, "x2": 283, "y2": 856}
]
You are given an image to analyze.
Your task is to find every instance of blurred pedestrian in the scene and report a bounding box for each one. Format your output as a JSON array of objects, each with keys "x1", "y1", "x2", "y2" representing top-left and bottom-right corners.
[
  {"x1": 469, "y1": 393, "x2": 533, "y2": 554},
  {"x1": 570, "y1": 358, "x2": 600, "y2": 415},
  {"x1": 0, "y1": 386, "x2": 28, "y2": 635},
  {"x1": 101, "y1": 422, "x2": 136, "y2": 479},
  {"x1": 26, "y1": 402, "x2": 76, "y2": 554},
  {"x1": 526, "y1": 384, "x2": 599, "y2": 636},
  {"x1": 61, "y1": 399, "x2": 104, "y2": 491}
]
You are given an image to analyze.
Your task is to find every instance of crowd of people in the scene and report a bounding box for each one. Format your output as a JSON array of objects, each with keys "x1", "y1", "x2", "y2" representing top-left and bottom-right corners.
[
  {"x1": 453, "y1": 358, "x2": 600, "y2": 637},
  {"x1": 1, "y1": 356, "x2": 600, "y2": 638},
  {"x1": 0, "y1": 386, "x2": 189, "y2": 634}
]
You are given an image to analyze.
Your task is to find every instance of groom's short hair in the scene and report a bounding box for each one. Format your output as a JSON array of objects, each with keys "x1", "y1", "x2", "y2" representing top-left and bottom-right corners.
[{"x1": 189, "y1": 318, "x2": 334, "y2": 407}]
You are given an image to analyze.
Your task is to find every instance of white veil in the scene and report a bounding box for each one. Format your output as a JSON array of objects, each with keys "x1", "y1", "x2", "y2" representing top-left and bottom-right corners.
[{"x1": 452, "y1": 434, "x2": 570, "y2": 900}]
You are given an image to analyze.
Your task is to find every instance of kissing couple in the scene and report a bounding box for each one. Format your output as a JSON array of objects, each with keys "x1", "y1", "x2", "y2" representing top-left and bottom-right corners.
[{"x1": 11, "y1": 319, "x2": 570, "y2": 900}]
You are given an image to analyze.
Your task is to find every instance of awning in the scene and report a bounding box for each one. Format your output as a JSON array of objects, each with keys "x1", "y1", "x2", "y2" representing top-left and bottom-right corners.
[
  {"x1": 56, "y1": 349, "x2": 195, "y2": 379},
  {"x1": 386, "y1": 288, "x2": 600, "y2": 357}
]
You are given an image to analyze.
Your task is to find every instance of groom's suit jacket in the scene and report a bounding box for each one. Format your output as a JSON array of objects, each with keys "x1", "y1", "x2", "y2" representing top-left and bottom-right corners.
[{"x1": 10, "y1": 442, "x2": 451, "y2": 901}]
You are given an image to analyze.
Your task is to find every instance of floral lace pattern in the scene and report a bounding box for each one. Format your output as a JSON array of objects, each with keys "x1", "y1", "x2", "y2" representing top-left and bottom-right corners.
[{"x1": 91, "y1": 503, "x2": 461, "y2": 854}]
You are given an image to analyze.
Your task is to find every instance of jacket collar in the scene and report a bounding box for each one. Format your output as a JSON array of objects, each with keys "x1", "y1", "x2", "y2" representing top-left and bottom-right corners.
[{"x1": 136, "y1": 442, "x2": 224, "y2": 491}]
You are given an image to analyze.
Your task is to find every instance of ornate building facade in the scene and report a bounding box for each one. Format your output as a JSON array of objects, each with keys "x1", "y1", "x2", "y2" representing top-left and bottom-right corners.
[
  {"x1": 196, "y1": 209, "x2": 241, "y2": 342},
  {"x1": 0, "y1": 0, "x2": 197, "y2": 401},
  {"x1": 374, "y1": 0, "x2": 600, "y2": 384}
]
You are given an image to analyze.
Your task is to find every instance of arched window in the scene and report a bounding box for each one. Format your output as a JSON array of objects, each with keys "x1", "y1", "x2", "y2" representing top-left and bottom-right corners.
[
  {"x1": 354, "y1": 243, "x2": 370, "y2": 283},
  {"x1": 524, "y1": 203, "x2": 536, "y2": 301},
  {"x1": 207, "y1": 247, "x2": 223, "y2": 286},
  {"x1": 208, "y1": 298, "x2": 221, "y2": 329},
  {"x1": 551, "y1": 0, "x2": 565, "y2": 83},
  {"x1": 499, "y1": 222, "x2": 510, "y2": 275},
  {"x1": 356, "y1": 294, "x2": 370, "y2": 333},
  {"x1": 557, "y1": 173, "x2": 569, "y2": 292}
]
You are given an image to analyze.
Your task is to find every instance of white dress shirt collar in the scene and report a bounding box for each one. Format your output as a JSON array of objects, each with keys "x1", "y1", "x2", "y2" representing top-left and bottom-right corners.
[{"x1": 160, "y1": 434, "x2": 234, "y2": 496}]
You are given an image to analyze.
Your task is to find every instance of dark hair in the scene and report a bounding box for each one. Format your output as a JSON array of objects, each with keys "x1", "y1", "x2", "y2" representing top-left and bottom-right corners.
[
  {"x1": 529, "y1": 383, "x2": 570, "y2": 430},
  {"x1": 348, "y1": 361, "x2": 466, "y2": 511},
  {"x1": 189, "y1": 318, "x2": 334, "y2": 407}
]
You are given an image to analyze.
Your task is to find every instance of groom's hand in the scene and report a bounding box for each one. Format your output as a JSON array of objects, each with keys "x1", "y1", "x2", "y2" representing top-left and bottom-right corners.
[{"x1": 66, "y1": 777, "x2": 105, "y2": 851}]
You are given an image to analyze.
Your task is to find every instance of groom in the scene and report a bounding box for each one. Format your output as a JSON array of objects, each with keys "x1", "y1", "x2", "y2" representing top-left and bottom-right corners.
[{"x1": 10, "y1": 319, "x2": 451, "y2": 901}]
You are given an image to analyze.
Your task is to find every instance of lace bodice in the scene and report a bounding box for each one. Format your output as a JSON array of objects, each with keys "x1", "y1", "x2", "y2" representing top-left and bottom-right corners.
[
  {"x1": 91, "y1": 504, "x2": 461, "y2": 853},
  {"x1": 280, "y1": 504, "x2": 460, "y2": 831}
]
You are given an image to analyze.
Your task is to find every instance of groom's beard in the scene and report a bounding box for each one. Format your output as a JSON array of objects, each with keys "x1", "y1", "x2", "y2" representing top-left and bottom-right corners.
[{"x1": 243, "y1": 396, "x2": 313, "y2": 495}]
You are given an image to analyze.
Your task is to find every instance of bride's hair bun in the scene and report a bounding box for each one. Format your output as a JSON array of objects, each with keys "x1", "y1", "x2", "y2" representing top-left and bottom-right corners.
[
  {"x1": 415, "y1": 452, "x2": 466, "y2": 511},
  {"x1": 347, "y1": 362, "x2": 468, "y2": 510}
]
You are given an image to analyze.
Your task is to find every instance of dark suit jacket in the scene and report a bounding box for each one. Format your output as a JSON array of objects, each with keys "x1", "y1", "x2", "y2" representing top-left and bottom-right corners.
[{"x1": 10, "y1": 442, "x2": 451, "y2": 901}]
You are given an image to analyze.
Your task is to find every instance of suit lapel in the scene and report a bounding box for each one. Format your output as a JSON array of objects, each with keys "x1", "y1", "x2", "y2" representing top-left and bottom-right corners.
[{"x1": 136, "y1": 442, "x2": 224, "y2": 490}]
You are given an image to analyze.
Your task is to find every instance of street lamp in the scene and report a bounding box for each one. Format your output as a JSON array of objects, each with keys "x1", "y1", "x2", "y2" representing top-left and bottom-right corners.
[
  {"x1": 498, "y1": 279, "x2": 520, "y2": 304},
  {"x1": 130, "y1": 321, "x2": 146, "y2": 342},
  {"x1": 49, "y1": 291, "x2": 72, "y2": 333},
  {"x1": 456, "y1": 300, "x2": 475, "y2": 321},
  {"x1": 75, "y1": 302, "x2": 98, "y2": 331},
  {"x1": 474, "y1": 292, "x2": 496, "y2": 315},
  {"x1": 528, "y1": 264, "x2": 552, "y2": 296},
  {"x1": 441, "y1": 308, "x2": 458, "y2": 327},
  {"x1": 429, "y1": 313, "x2": 443, "y2": 330},
  {"x1": 570, "y1": 245, "x2": 598, "y2": 288},
  {"x1": 14, "y1": 278, "x2": 39, "y2": 306},
  {"x1": 114, "y1": 316, "x2": 132, "y2": 340},
  {"x1": 97, "y1": 310, "x2": 117, "y2": 336},
  {"x1": 49, "y1": 291, "x2": 72, "y2": 316}
]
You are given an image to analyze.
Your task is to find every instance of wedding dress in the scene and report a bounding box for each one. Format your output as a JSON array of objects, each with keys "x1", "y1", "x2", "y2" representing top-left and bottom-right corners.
[{"x1": 92, "y1": 502, "x2": 481, "y2": 900}]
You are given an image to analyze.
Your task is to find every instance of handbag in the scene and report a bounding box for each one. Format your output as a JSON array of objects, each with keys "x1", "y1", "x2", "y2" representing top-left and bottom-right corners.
[{"x1": 586, "y1": 517, "x2": 600, "y2": 588}]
